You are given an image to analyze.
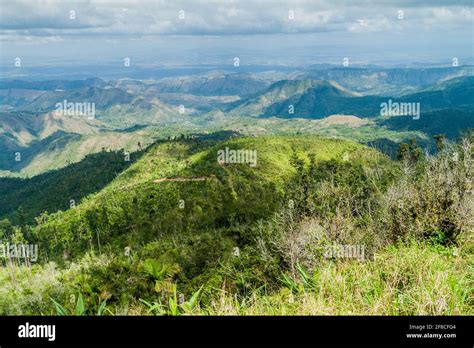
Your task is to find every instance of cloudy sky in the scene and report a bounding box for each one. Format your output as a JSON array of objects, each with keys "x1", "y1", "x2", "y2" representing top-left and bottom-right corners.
[{"x1": 0, "y1": 0, "x2": 472, "y2": 67}]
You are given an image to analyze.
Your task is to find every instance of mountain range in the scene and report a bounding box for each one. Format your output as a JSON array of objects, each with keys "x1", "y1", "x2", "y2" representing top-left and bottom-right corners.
[
  {"x1": 227, "y1": 76, "x2": 474, "y2": 119},
  {"x1": 1, "y1": 66, "x2": 472, "y2": 176}
]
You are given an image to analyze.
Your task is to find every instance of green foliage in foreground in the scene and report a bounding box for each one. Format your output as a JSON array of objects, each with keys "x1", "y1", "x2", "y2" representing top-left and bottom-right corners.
[
  {"x1": 201, "y1": 242, "x2": 473, "y2": 315},
  {"x1": 0, "y1": 135, "x2": 472, "y2": 315},
  {"x1": 0, "y1": 242, "x2": 471, "y2": 315}
]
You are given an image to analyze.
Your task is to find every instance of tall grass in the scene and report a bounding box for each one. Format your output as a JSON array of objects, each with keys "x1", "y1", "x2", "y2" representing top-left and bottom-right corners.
[{"x1": 198, "y1": 242, "x2": 472, "y2": 315}]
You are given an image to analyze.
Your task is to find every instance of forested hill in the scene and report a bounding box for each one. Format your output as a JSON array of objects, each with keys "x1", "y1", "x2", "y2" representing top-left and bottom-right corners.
[
  {"x1": 30, "y1": 135, "x2": 394, "y2": 261},
  {"x1": 0, "y1": 149, "x2": 143, "y2": 224}
]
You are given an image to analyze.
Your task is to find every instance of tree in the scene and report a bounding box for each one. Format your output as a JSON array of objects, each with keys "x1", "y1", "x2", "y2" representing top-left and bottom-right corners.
[
  {"x1": 0, "y1": 219, "x2": 14, "y2": 240},
  {"x1": 433, "y1": 134, "x2": 446, "y2": 152},
  {"x1": 397, "y1": 142, "x2": 410, "y2": 161},
  {"x1": 409, "y1": 138, "x2": 424, "y2": 163},
  {"x1": 15, "y1": 207, "x2": 27, "y2": 227}
]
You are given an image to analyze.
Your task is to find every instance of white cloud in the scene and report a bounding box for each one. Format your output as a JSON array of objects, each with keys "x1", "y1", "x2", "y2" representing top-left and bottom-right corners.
[
  {"x1": 348, "y1": 18, "x2": 394, "y2": 33},
  {"x1": 0, "y1": 0, "x2": 471, "y2": 39}
]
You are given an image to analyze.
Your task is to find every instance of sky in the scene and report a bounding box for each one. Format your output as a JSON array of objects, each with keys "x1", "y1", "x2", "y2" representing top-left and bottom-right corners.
[{"x1": 0, "y1": 0, "x2": 473, "y2": 68}]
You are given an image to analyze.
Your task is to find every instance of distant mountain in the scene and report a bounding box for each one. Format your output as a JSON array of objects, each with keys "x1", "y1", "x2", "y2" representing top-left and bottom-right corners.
[
  {"x1": 0, "y1": 78, "x2": 190, "y2": 175},
  {"x1": 0, "y1": 77, "x2": 107, "y2": 91},
  {"x1": 394, "y1": 76, "x2": 474, "y2": 110},
  {"x1": 1, "y1": 73, "x2": 472, "y2": 176},
  {"x1": 16, "y1": 86, "x2": 138, "y2": 112},
  {"x1": 143, "y1": 73, "x2": 269, "y2": 97},
  {"x1": 0, "y1": 130, "x2": 82, "y2": 173},
  {"x1": 0, "y1": 78, "x2": 115, "y2": 112},
  {"x1": 0, "y1": 111, "x2": 104, "y2": 172},
  {"x1": 227, "y1": 80, "x2": 351, "y2": 117},
  {"x1": 1, "y1": 111, "x2": 107, "y2": 144},
  {"x1": 111, "y1": 73, "x2": 270, "y2": 116},
  {"x1": 227, "y1": 79, "x2": 377, "y2": 118},
  {"x1": 416, "y1": 75, "x2": 474, "y2": 93},
  {"x1": 0, "y1": 89, "x2": 46, "y2": 111},
  {"x1": 1, "y1": 81, "x2": 182, "y2": 128},
  {"x1": 296, "y1": 65, "x2": 474, "y2": 96},
  {"x1": 0, "y1": 111, "x2": 152, "y2": 175},
  {"x1": 227, "y1": 76, "x2": 474, "y2": 119}
]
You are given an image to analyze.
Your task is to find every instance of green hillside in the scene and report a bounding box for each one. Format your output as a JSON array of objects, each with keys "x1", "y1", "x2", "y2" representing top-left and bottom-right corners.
[
  {"x1": 0, "y1": 149, "x2": 143, "y2": 224},
  {"x1": 1, "y1": 132, "x2": 471, "y2": 317},
  {"x1": 378, "y1": 109, "x2": 474, "y2": 140},
  {"x1": 33, "y1": 135, "x2": 381, "y2": 258}
]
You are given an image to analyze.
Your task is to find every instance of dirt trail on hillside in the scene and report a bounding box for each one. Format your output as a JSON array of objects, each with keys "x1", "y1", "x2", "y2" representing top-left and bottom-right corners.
[{"x1": 153, "y1": 175, "x2": 217, "y2": 183}]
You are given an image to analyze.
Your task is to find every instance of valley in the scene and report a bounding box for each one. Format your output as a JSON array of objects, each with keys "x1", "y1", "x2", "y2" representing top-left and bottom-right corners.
[{"x1": 1, "y1": 66, "x2": 473, "y2": 177}]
